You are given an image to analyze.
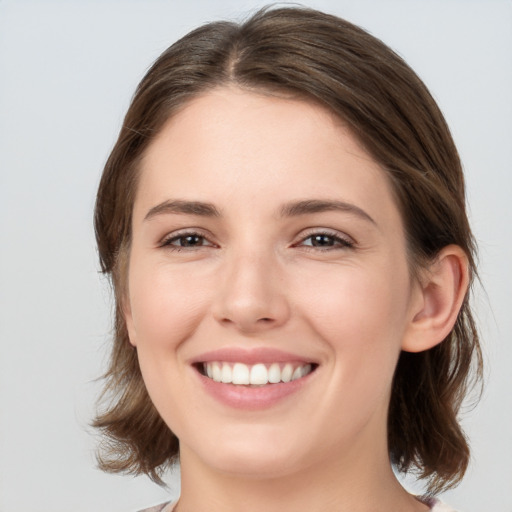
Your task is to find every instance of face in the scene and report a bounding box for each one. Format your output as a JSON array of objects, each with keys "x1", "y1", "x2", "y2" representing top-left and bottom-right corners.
[{"x1": 125, "y1": 87, "x2": 422, "y2": 479}]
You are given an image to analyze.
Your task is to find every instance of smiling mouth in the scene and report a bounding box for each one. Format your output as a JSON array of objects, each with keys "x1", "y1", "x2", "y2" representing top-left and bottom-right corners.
[{"x1": 197, "y1": 362, "x2": 317, "y2": 386}]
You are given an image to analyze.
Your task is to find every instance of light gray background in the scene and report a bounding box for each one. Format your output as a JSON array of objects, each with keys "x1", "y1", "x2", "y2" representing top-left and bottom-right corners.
[{"x1": 0, "y1": 1, "x2": 511, "y2": 511}]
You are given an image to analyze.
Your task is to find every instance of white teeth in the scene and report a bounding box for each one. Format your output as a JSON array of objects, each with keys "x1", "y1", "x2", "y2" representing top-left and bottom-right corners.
[
  {"x1": 232, "y1": 363, "x2": 250, "y2": 385},
  {"x1": 281, "y1": 363, "x2": 293, "y2": 383},
  {"x1": 221, "y1": 364, "x2": 232, "y2": 384},
  {"x1": 203, "y1": 361, "x2": 314, "y2": 385},
  {"x1": 268, "y1": 363, "x2": 281, "y2": 383},
  {"x1": 212, "y1": 362, "x2": 222, "y2": 382},
  {"x1": 291, "y1": 366, "x2": 302, "y2": 381},
  {"x1": 250, "y1": 364, "x2": 268, "y2": 385}
]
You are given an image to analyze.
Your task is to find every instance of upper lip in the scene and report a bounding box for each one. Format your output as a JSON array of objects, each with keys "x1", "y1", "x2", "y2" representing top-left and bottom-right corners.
[{"x1": 189, "y1": 347, "x2": 317, "y2": 365}]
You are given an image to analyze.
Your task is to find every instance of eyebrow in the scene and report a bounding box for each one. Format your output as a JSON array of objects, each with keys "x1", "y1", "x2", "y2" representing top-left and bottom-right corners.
[
  {"x1": 144, "y1": 198, "x2": 375, "y2": 225},
  {"x1": 280, "y1": 199, "x2": 376, "y2": 225},
  {"x1": 144, "y1": 200, "x2": 221, "y2": 221}
]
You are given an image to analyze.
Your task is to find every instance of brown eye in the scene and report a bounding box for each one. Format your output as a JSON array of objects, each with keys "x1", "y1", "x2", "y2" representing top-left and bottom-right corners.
[
  {"x1": 300, "y1": 232, "x2": 354, "y2": 249},
  {"x1": 309, "y1": 234, "x2": 336, "y2": 247},
  {"x1": 176, "y1": 234, "x2": 204, "y2": 247},
  {"x1": 162, "y1": 232, "x2": 213, "y2": 249}
]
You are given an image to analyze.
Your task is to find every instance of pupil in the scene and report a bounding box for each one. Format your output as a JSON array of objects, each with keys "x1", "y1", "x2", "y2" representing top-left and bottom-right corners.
[
  {"x1": 183, "y1": 235, "x2": 201, "y2": 246},
  {"x1": 312, "y1": 235, "x2": 333, "y2": 246}
]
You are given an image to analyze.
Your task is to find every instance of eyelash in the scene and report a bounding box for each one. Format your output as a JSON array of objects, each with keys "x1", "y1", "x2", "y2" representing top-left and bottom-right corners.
[
  {"x1": 160, "y1": 231, "x2": 213, "y2": 250},
  {"x1": 159, "y1": 230, "x2": 355, "y2": 252},
  {"x1": 295, "y1": 230, "x2": 355, "y2": 251}
]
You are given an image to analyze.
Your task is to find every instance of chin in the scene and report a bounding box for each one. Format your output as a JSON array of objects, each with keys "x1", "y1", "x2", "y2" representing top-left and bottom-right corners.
[
  {"x1": 208, "y1": 451, "x2": 304, "y2": 480},
  {"x1": 182, "y1": 426, "x2": 310, "y2": 480}
]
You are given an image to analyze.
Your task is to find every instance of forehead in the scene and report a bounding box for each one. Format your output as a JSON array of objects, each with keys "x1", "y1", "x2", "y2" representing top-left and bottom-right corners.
[{"x1": 135, "y1": 87, "x2": 401, "y2": 227}]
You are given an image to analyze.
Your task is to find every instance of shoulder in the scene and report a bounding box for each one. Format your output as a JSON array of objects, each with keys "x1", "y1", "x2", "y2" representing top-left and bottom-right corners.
[
  {"x1": 419, "y1": 496, "x2": 459, "y2": 512},
  {"x1": 138, "y1": 502, "x2": 176, "y2": 512},
  {"x1": 137, "y1": 499, "x2": 459, "y2": 512}
]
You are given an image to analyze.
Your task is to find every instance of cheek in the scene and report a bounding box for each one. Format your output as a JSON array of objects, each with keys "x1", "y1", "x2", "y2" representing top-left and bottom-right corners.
[
  {"x1": 297, "y1": 261, "x2": 412, "y2": 403},
  {"x1": 127, "y1": 262, "x2": 213, "y2": 430},
  {"x1": 298, "y1": 267, "x2": 409, "y2": 425},
  {"x1": 300, "y1": 264, "x2": 410, "y2": 346},
  {"x1": 128, "y1": 260, "x2": 212, "y2": 350}
]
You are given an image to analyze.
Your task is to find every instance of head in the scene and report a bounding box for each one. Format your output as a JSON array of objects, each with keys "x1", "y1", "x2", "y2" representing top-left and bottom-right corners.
[{"x1": 94, "y1": 6, "x2": 482, "y2": 493}]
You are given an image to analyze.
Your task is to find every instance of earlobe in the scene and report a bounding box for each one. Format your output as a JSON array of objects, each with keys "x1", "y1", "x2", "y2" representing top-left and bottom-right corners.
[{"x1": 402, "y1": 245, "x2": 469, "y2": 353}]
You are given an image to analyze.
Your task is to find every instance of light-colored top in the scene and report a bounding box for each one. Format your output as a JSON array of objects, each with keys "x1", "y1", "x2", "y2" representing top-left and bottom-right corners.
[
  {"x1": 421, "y1": 496, "x2": 459, "y2": 511},
  {"x1": 139, "y1": 497, "x2": 458, "y2": 511},
  {"x1": 138, "y1": 503, "x2": 175, "y2": 512}
]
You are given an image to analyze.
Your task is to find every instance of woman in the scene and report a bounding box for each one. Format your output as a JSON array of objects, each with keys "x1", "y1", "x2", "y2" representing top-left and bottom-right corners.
[{"x1": 93, "y1": 6, "x2": 482, "y2": 512}]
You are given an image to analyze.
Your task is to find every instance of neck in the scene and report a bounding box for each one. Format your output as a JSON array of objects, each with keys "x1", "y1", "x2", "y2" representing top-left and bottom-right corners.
[{"x1": 176, "y1": 435, "x2": 428, "y2": 512}]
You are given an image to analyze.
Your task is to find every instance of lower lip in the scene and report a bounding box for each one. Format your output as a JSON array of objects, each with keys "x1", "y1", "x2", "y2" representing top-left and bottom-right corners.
[{"x1": 196, "y1": 370, "x2": 314, "y2": 410}]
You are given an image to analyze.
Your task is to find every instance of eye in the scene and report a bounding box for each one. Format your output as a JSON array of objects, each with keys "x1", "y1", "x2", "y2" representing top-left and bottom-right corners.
[
  {"x1": 160, "y1": 231, "x2": 214, "y2": 250},
  {"x1": 298, "y1": 231, "x2": 355, "y2": 250}
]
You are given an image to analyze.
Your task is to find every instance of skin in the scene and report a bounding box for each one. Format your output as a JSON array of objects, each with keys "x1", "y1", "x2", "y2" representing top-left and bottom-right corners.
[{"x1": 124, "y1": 87, "x2": 467, "y2": 512}]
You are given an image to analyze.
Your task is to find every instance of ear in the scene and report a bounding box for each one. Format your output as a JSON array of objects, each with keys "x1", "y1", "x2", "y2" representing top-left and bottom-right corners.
[
  {"x1": 122, "y1": 295, "x2": 138, "y2": 348},
  {"x1": 402, "y1": 245, "x2": 469, "y2": 353}
]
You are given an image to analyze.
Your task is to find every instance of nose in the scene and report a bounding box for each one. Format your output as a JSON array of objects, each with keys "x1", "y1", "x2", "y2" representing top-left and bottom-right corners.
[{"x1": 212, "y1": 249, "x2": 290, "y2": 334}]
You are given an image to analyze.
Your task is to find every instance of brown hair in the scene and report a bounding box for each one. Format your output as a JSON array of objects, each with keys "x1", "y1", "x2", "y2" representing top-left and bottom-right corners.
[{"x1": 93, "y1": 6, "x2": 482, "y2": 493}]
